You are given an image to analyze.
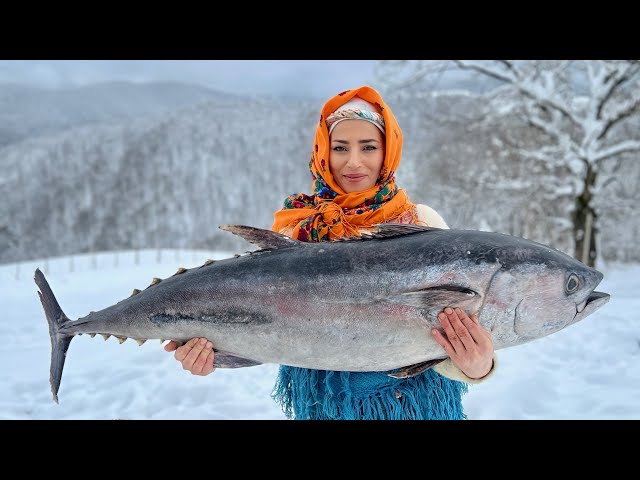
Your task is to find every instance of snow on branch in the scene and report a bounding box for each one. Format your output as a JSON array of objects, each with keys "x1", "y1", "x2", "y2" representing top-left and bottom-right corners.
[
  {"x1": 455, "y1": 61, "x2": 582, "y2": 128},
  {"x1": 594, "y1": 140, "x2": 640, "y2": 164},
  {"x1": 453, "y1": 60, "x2": 518, "y2": 84}
]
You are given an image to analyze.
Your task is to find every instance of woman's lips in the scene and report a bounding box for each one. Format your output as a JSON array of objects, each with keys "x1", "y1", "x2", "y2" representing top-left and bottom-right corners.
[{"x1": 343, "y1": 174, "x2": 367, "y2": 182}]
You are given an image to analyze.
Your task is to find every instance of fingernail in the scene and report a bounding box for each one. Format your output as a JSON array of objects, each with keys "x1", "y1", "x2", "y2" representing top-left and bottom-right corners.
[
  {"x1": 431, "y1": 328, "x2": 437, "y2": 335},
  {"x1": 206, "y1": 342, "x2": 212, "y2": 349},
  {"x1": 200, "y1": 338, "x2": 206, "y2": 346},
  {"x1": 445, "y1": 307, "x2": 453, "y2": 314}
]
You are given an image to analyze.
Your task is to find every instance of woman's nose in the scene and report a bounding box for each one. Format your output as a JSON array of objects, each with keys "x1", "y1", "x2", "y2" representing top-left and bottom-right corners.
[{"x1": 345, "y1": 151, "x2": 362, "y2": 166}]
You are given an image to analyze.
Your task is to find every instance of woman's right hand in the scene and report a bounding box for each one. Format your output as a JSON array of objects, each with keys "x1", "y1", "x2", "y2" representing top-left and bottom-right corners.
[{"x1": 164, "y1": 337, "x2": 216, "y2": 376}]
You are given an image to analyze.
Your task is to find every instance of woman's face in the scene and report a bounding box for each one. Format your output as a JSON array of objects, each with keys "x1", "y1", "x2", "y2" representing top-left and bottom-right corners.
[{"x1": 329, "y1": 119, "x2": 385, "y2": 194}]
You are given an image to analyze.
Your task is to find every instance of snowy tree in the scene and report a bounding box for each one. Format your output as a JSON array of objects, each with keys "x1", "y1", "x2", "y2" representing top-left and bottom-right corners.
[{"x1": 376, "y1": 60, "x2": 640, "y2": 267}]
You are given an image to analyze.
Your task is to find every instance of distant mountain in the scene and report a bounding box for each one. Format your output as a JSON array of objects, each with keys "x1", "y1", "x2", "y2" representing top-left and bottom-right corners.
[
  {"x1": 0, "y1": 81, "x2": 240, "y2": 148},
  {"x1": 0, "y1": 93, "x2": 318, "y2": 263}
]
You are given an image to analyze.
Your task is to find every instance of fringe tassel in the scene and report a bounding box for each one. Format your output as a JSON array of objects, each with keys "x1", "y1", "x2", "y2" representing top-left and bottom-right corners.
[{"x1": 271, "y1": 365, "x2": 468, "y2": 420}]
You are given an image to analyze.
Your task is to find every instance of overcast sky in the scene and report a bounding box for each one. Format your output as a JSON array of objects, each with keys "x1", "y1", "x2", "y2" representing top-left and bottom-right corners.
[{"x1": 0, "y1": 60, "x2": 379, "y2": 99}]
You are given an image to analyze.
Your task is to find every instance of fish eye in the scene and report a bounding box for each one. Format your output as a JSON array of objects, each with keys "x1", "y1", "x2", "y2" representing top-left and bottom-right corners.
[{"x1": 566, "y1": 274, "x2": 580, "y2": 294}]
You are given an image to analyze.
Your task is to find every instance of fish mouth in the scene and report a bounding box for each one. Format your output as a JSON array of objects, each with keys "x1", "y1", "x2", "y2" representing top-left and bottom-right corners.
[
  {"x1": 574, "y1": 291, "x2": 610, "y2": 321},
  {"x1": 516, "y1": 290, "x2": 611, "y2": 337}
]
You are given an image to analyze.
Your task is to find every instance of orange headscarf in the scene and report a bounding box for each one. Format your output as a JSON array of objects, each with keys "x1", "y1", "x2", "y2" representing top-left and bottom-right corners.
[{"x1": 271, "y1": 85, "x2": 417, "y2": 242}]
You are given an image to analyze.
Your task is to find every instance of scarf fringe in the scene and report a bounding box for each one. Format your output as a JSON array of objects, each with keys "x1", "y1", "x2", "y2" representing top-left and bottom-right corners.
[{"x1": 271, "y1": 366, "x2": 468, "y2": 420}]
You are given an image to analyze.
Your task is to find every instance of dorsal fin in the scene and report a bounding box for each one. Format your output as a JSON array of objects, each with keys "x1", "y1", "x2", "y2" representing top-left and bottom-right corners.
[
  {"x1": 331, "y1": 223, "x2": 441, "y2": 242},
  {"x1": 371, "y1": 223, "x2": 440, "y2": 238},
  {"x1": 219, "y1": 225, "x2": 302, "y2": 250}
]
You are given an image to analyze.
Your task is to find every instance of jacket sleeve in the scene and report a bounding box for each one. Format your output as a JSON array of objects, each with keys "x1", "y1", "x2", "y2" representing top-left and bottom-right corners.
[
  {"x1": 415, "y1": 203, "x2": 498, "y2": 384},
  {"x1": 415, "y1": 204, "x2": 449, "y2": 229},
  {"x1": 432, "y1": 355, "x2": 498, "y2": 384}
]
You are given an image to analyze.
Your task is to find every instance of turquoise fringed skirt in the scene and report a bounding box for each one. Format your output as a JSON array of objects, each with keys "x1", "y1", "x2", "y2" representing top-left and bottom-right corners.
[{"x1": 272, "y1": 365, "x2": 468, "y2": 420}]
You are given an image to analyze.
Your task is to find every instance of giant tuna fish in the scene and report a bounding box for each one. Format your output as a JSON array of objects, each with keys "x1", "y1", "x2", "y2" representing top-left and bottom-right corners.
[{"x1": 36, "y1": 224, "x2": 610, "y2": 403}]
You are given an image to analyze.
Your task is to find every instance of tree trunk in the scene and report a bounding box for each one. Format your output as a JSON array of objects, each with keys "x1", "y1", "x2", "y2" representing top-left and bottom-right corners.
[{"x1": 573, "y1": 164, "x2": 597, "y2": 267}]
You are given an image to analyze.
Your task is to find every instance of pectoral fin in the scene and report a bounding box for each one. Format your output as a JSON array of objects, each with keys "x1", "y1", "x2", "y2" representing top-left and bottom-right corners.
[
  {"x1": 383, "y1": 286, "x2": 480, "y2": 310},
  {"x1": 388, "y1": 358, "x2": 446, "y2": 379}
]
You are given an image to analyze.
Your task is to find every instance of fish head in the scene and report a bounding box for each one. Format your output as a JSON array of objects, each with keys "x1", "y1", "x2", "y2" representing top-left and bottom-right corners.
[{"x1": 487, "y1": 243, "x2": 610, "y2": 347}]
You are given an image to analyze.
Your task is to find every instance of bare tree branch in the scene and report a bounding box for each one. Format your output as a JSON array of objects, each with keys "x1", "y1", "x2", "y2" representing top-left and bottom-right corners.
[
  {"x1": 453, "y1": 60, "x2": 516, "y2": 84},
  {"x1": 598, "y1": 96, "x2": 640, "y2": 140},
  {"x1": 376, "y1": 60, "x2": 456, "y2": 91},
  {"x1": 596, "y1": 66, "x2": 630, "y2": 119},
  {"x1": 594, "y1": 140, "x2": 640, "y2": 164},
  {"x1": 596, "y1": 62, "x2": 640, "y2": 120}
]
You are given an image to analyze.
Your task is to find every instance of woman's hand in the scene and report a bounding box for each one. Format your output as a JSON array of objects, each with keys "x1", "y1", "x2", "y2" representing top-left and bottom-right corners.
[
  {"x1": 164, "y1": 337, "x2": 216, "y2": 376},
  {"x1": 432, "y1": 307, "x2": 494, "y2": 379}
]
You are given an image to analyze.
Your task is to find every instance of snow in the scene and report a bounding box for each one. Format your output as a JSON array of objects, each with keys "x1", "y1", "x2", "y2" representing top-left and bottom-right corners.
[{"x1": 0, "y1": 249, "x2": 637, "y2": 420}]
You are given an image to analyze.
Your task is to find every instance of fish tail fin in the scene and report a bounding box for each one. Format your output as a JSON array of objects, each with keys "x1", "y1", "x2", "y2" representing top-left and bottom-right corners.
[{"x1": 34, "y1": 268, "x2": 73, "y2": 404}]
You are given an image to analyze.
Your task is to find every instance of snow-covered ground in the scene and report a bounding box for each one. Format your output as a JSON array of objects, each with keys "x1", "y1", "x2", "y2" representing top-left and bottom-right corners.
[{"x1": 1, "y1": 250, "x2": 637, "y2": 420}]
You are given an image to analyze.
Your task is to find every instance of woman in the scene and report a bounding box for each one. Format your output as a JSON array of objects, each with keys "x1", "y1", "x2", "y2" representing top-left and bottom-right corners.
[{"x1": 165, "y1": 86, "x2": 496, "y2": 420}]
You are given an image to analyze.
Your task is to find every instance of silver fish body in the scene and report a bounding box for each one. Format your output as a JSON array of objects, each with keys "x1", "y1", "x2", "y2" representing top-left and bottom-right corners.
[{"x1": 36, "y1": 224, "x2": 610, "y2": 402}]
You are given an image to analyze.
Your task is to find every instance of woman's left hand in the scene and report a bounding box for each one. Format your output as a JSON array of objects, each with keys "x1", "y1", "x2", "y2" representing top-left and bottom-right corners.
[{"x1": 432, "y1": 307, "x2": 494, "y2": 379}]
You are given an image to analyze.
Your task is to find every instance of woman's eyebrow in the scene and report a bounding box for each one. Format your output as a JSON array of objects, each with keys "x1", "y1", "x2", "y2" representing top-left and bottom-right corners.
[{"x1": 331, "y1": 139, "x2": 380, "y2": 144}]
